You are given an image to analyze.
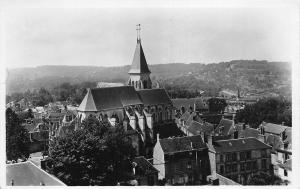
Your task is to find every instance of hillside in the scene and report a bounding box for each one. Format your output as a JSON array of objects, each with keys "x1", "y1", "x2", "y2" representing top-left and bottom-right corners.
[{"x1": 6, "y1": 60, "x2": 291, "y2": 98}]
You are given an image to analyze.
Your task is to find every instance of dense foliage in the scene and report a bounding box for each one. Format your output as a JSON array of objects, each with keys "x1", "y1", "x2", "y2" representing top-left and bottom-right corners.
[
  {"x1": 248, "y1": 172, "x2": 284, "y2": 185},
  {"x1": 6, "y1": 82, "x2": 96, "y2": 106},
  {"x1": 47, "y1": 118, "x2": 136, "y2": 186},
  {"x1": 235, "y1": 97, "x2": 292, "y2": 128},
  {"x1": 207, "y1": 98, "x2": 227, "y2": 113},
  {"x1": 6, "y1": 108, "x2": 30, "y2": 161},
  {"x1": 7, "y1": 60, "x2": 291, "y2": 99}
]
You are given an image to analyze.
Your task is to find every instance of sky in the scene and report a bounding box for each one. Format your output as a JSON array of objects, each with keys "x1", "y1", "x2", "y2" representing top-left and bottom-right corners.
[{"x1": 1, "y1": 5, "x2": 298, "y2": 69}]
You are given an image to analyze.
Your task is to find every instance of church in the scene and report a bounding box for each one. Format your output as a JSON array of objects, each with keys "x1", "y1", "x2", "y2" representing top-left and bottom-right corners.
[{"x1": 76, "y1": 25, "x2": 175, "y2": 155}]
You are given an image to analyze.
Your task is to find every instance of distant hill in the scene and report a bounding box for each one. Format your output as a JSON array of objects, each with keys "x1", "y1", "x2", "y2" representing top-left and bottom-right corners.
[{"x1": 6, "y1": 60, "x2": 291, "y2": 98}]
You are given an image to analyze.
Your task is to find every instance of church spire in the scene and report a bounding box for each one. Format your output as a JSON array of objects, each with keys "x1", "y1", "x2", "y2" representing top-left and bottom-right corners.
[
  {"x1": 128, "y1": 24, "x2": 152, "y2": 90},
  {"x1": 136, "y1": 24, "x2": 141, "y2": 42},
  {"x1": 129, "y1": 24, "x2": 151, "y2": 74}
]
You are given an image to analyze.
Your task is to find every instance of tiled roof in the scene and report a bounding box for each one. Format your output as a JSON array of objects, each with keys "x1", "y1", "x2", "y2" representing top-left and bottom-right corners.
[
  {"x1": 187, "y1": 121, "x2": 214, "y2": 135},
  {"x1": 79, "y1": 86, "x2": 143, "y2": 112},
  {"x1": 137, "y1": 88, "x2": 172, "y2": 106},
  {"x1": 6, "y1": 161, "x2": 65, "y2": 186},
  {"x1": 172, "y1": 98, "x2": 208, "y2": 110},
  {"x1": 261, "y1": 122, "x2": 289, "y2": 135},
  {"x1": 213, "y1": 137, "x2": 271, "y2": 153},
  {"x1": 77, "y1": 88, "x2": 98, "y2": 112},
  {"x1": 215, "y1": 118, "x2": 234, "y2": 136},
  {"x1": 128, "y1": 40, "x2": 151, "y2": 74},
  {"x1": 240, "y1": 127, "x2": 260, "y2": 138},
  {"x1": 159, "y1": 135, "x2": 207, "y2": 154},
  {"x1": 133, "y1": 156, "x2": 158, "y2": 175}
]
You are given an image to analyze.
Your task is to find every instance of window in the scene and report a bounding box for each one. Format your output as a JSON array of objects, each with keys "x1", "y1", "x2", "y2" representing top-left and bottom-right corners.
[
  {"x1": 220, "y1": 155, "x2": 224, "y2": 162},
  {"x1": 246, "y1": 151, "x2": 251, "y2": 159},
  {"x1": 246, "y1": 162, "x2": 251, "y2": 170},
  {"x1": 262, "y1": 159, "x2": 267, "y2": 169},
  {"x1": 226, "y1": 154, "x2": 232, "y2": 162},
  {"x1": 232, "y1": 164, "x2": 237, "y2": 172},
  {"x1": 232, "y1": 153, "x2": 237, "y2": 161},
  {"x1": 240, "y1": 152, "x2": 245, "y2": 161},
  {"x1": 284, "y1": 170, "x2": 288, "y2": 176},
  {"x1": 220, "y1": 165, "x2": 224, "y2": 174},
  {"x1": 187, "y1": 161, "x2": 192, "y2": 169},
  {"x1": 252, "y1": 161, "x2": 257, "y2": 170},
  {"x1": 226, "y1": 164, "x2": 231, "y2": 173},
  {"x1": 240, "y1": 163, "x2": 245, "y2": 171},
  {"x1": 261, "y1": 150, "x2": 266, "y2": 158}
]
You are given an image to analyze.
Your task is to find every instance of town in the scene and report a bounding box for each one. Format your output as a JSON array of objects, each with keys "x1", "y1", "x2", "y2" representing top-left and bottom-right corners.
[{"x1": 6, "y1": 27, "x2": 292, "y2": 186}]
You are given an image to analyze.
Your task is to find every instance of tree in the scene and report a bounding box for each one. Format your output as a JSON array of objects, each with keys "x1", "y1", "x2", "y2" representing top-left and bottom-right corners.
[
  {"x1": 235, "y1": 97, "x2": 292, "y2": 128},
  {"x1": 6, "y1": 108, "x2": 30, "y2": 161},
  {"x1": 47, "y1": 118, "x2": 136, "y2": 186},
  {"x1": 208, "y1": 98, "x2": 227, "y2": 113},
  {"x1": 248, "y1": 172, "x2": 284, "y2": 185}
]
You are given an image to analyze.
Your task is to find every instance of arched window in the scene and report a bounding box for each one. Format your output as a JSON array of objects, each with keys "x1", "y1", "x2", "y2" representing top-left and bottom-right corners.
[
  {"x1": 131, "y1": 81, "x2": 134, "y2": 86},
  {"x1": 139, "y1": 81, "x2": 141, "y2": 89}
]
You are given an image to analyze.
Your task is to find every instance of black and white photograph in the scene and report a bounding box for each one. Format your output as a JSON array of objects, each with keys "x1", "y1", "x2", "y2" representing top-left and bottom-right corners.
[{"x1": 0, "y1": 0, "x2": 299, "y2": 187}]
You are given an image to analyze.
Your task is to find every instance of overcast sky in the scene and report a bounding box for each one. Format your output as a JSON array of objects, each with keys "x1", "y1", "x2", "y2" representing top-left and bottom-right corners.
[{"x1": 2, "y1": 6, "x2": 297, "y2": 69}]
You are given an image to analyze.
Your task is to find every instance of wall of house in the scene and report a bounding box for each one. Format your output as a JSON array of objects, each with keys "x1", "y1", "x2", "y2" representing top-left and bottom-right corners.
[
  {"x1": 215, "y1": 148, "x2": 272, "y2": 184},
  {"x1": 164, "y1": 150, "x2": 210, "y2": 185},
  {"x1": 153, "y1": 141, "x2": 165, "y2": 180}
]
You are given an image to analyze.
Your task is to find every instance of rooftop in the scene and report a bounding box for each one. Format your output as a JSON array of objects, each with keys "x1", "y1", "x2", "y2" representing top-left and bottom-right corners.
[
  {"x1": 215, "y1": 118, "x2": 235, "y2": 136},
  {"x1": 212, "y1": 137, "x2": 271, "y2": 153},
  {"x1": 159, "y1": 135, "x2": 207, "y2": 154},
  {"x1": 261, "y1": 122, "x2": 289, "y2": 135},
  {"x1": 137, "y1": 88, "x2": 172, "y2": 106},
  {"x1": 6, "y1": 161, "x2": 65, "y2": 186}
]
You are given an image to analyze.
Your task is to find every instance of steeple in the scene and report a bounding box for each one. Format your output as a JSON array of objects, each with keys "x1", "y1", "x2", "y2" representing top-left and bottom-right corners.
[
  {"x1": 128, "y1": 24, "x2": 152, "y2": 90},
  {"x1": 129, "y1": 24, "x2": 151, "y2": 74}
]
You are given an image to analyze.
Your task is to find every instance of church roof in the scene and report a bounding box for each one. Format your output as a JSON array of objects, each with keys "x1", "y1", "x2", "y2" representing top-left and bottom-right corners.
[
  {"x1": 128, "y1": 40, "x2": 151, "y2": 74},
  {"x1": 78, "y1": 86, "x2": 143, "y2": 112},
  {"x1": 77, "y1": 88, "x2": 97, "y2": 112},
  {"x1": 137, "y1": 88, "x2": 172, "y2": 106}
]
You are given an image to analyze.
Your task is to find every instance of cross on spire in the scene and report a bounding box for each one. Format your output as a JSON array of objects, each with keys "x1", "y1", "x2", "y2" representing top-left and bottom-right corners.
[{"x1": 136, "y1": 24, "x2": 141, "y2": 42}]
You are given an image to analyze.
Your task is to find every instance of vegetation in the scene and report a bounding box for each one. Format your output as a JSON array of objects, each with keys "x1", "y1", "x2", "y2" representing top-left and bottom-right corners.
[
  {"x1": 6, "y1": 82, "x2": 96, "y2": 106},
  {"x1": 235, "y1": 97, "x2": 292, "y2": 128},
  {"x1": 47, "y1": 117, "x2": 136, "y2": 185},
  {"x1": 248, "y1": 172, "x2": 284, "y2": 185},
  {"x1": 6, "y1": 108, "x2": 30, "y2": 161},
  {"x1": 7, "y1": 60, "x2": 291, "y2": 99},
  {"x1": 208, "y1": 98, "x2": 227, "y2": 113}
]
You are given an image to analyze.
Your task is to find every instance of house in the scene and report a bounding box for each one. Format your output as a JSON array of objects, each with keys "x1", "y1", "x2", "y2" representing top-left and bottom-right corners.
[
  {"x1": 208, "y1": 137, "x2": 272, "y2": 185},
  {"x1": 259, "y1": 122, "x2": 290, "y2": 140},
  {"x1": 153, "y1": 134, "x2": 210, "y2": 185},
  {"x1": 176, "y1": 111, "x2": 214, "y2": 141},
  {"x1": 172, "y1": 98, "x2": 209, "y2": 114},
  {"x1": 6, "y1": 161, "x2": 66, "y2": 186},
  {"x1": 132, "y1": 156, "x2": 159, "y2": 185},
  {"x1": 277, "y1": 159, "x2": 291, "y2": 184},
  {"x1": 214, "y1": 118, "x2": 235, "y2": 137}
]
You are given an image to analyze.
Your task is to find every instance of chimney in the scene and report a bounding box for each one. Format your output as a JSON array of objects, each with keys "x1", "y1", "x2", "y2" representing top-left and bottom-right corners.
[
  {"x1": 157, "y1": 133, "x2": 160, "y2": 141},
  {"x1": 207, "y1": 133, "x2": 213, "y2": 146},
  {"x1": 123, "y1": 119, "x2": 128, "y2": 132}
]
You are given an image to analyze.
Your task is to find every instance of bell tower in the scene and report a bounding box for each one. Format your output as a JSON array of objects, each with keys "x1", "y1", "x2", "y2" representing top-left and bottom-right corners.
[{"x1": 128, "y1": 24, "x2": 152, "y2": 90}]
